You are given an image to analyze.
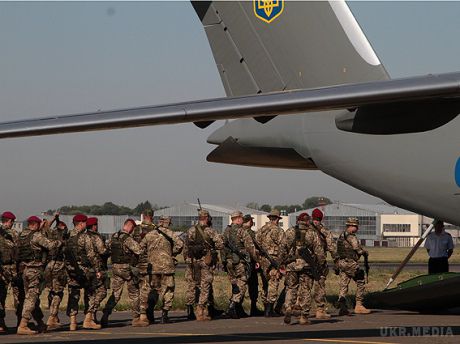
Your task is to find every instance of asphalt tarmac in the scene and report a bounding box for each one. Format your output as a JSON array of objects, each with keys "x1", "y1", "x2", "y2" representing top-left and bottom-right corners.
[{"x1": 0, "y1": 308, "x2": 459, "y2": 344}]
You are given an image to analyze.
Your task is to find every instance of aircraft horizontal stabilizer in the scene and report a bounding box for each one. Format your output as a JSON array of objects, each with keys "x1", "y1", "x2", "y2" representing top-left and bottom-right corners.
[{"x1": 0, "y1": 72, "x2": 460, "y2": 139}]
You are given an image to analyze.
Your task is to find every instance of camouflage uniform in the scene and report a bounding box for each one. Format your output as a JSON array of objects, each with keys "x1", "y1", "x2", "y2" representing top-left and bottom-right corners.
[
  {"x1": 0, "y1": 226, "x2": 19, "y2": 326},
  {"x1": 283, "y1": 222, "x2": 325, "y2": 324},
  {"x1": 336, "y1": 218, "x2": 370, "y2": 315},
  {"x1": 17, "y1": 225, "x2": 61, "y2": 333},
  {"x1": 185, "y1": 220, "x2": 223, "y2": 320},
  {"x1": 222, "y1": 218, "x2": 259, "y2": 318},
  {"x1": 140, "y1": 222, "x2": 183, "y2": 322},
  {"x1": 255, "y1": 213, "x2": 287, "y2": 315},
  {"x1": 84, "y1": 230, "x2": 109, "y2": 316},
  {"x1": 134, "y1": 221, "x2": 158, "y2": 321},
  {"x1": 102, "y1": 230, "x2": 142, "y2": 323},
  {"x1": 44, "y1": 227, "x2": 68, "y2": 321},
  {"x1": 65, "y1": 228, "x2": 102, "y2": 320},
  {"x1": 312, "y1": 222, "x2": 338, "y2": 316}
]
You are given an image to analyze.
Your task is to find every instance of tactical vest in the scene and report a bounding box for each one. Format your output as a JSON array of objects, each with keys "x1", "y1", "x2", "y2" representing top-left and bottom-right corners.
[
  {"x1": 65, "y1": 231, "x2": 91, "y2": 267},
  {"x1": 48, "y1": 228, "x2": 67, "y2": 261},
  {"x1": 0, "y1": 229, "x2": 15, "y2": 264},
  {"x1": 17, "y1": 231, "x2": 42, "y2": 262},
  {"x1": 223, "y1": 225, "x2": 245, "y2": 262},
  {"x1": 111, "y1": 231, "x2": 137, "y2": 265},
  {"x1": 294, "y1": 225, "x2": 308, "y2": 259},
  {"x1": 337, "y1": 232, "x2": 357, "y2": 260}
]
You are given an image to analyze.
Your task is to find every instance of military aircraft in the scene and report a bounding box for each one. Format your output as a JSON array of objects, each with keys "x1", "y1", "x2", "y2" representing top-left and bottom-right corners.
[{"x1": 1, "y1": 1, "x2": 460, "y2": 225}]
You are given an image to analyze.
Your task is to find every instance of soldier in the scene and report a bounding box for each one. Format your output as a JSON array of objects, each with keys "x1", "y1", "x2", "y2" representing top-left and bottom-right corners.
[
  {"x1": 183, "y1": 232, "x2": 199, "y2": 320},
  {"x1": 101, "y1": 219, "x2": 144, "y2": 327},
  {"x1": 17, "y1": 216, "x2": 62, "y2": 335},
  {"x1": 0, "y1": 211, "x2": 18, "y2": 333},
  {"x1": 283, "y1": 213, "x2": 326, "y2": 325},
  {"x1": 65, "y1": 214, "x2": 103, "y2": 331},
  {"x1": 255, "y1": 209, "x2": 287, "y2": 317},
  {"x1": 336, "y1": 217, "x2": 371, "y2": 315},
  {"x1": 185, "y1": 209, "x2": 223, "y2": 321},
  {"x1": 311, "y1": 208, "x2": 338, "y2": 319},
  {"x1": 134, "y1": 209, "x2": 158, "y2": 323},
  {"x1": 242, "y1": 214, "x2": 264, "y2": 317},
  {"x1": 84, "y1": 217, "x2": 109, "y2": 322},
  {"x1": 44, "y1": 217, "x2": 68, "y2": 331},
  {"x1": 222, "y1": 211, "x2": 259, "y2": 319},
  {"x1": 140, "y1": 216, "x2": 183, "y2": 324}
]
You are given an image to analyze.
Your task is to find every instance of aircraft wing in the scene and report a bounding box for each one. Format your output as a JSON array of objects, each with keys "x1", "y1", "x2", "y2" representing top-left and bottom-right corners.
[{"x1": 0, "y1": 72, "x2": 459, "y2": 139}]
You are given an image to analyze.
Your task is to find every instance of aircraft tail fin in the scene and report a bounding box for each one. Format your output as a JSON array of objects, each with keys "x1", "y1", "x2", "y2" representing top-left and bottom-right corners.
[{"x1": 192, "y1": 0, "x2": 389, "y2": 97}]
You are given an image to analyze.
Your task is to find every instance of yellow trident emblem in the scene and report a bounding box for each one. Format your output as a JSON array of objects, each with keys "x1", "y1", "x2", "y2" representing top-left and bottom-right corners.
[{"x1": 254, "y1": 0, "x2": 284, "y2": 24}]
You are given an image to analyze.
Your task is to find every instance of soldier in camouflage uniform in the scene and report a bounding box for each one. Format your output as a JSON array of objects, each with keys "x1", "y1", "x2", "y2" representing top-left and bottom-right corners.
[
  {"x1": 0, "y1": 211, "x2": 19, "y2": 333},
  {"x1": 242, "y1": 214, "x2": 264, "y2": 317},
  {"x1": 185, "y1": 209, "x2": 224, "y2": 321},
  {"x1": 17, "y1": 216, "x2": 62, "y2": 335},
  {"x1": 255, "y1": 209, "x2": 287, "y2": 317},
  {"x1": 65, "y1": 214, "x2": 103, "y2": 331},
  {"x1": 44, "y1": 217, "x2": 68, "y2": 331},
  {"x1": 134, "y1": 209, "x2": 158, "y2": 323},
  {"x1": 311, "y1": 208, "x2": 339, "y2": 319},
  {"x1": 101, "y1": 219, "x2": 144, "y2": 327},
  {"x1": 222, "y1": 211, "x2": 259, "y2": 319},
  {"x1": 283, "y1": 213, "x2": 326, "y2": 325},
  {"x1": 336, "y1": 217, "x2": 371, "y2": 315},
  {"x1": 84, "y1": 217, "x2": 109, "y2": 322},
  {"x1": 140, "y1": 216, "x2": 183, "y2": 324}
]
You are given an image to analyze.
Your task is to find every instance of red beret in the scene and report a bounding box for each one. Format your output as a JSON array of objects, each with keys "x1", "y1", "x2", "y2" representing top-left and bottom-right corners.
[
  {"x1": 1, "y1": 211, "x2": 16, "y2": 220},
  {"x1": 86, "y1": 217, "x2": 98, "y2": 226},
  {"x1": 73, "y1": 214, "x2": 88, "y2": 223},
  {"x1": 312, "y1": 208, "x2": 323, "y2": 220},
  {"x1": 124, "y1": 218, "x2": 136, "y2": 227},
  {"x1": 297, "y1": 212, "x2": 310, "y2": 222},
  {"x1": 27, "y1": 216, "x2": 42, "y2": 224}
]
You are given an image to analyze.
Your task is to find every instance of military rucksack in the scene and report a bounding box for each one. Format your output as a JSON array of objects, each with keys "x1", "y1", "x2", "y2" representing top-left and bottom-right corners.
[
  {"x1": 111, "y1": 231, "x2": 137, "y2": 265},
  {"x1": 65, "y1": 231, "x2": 91, "y2": 267},
  {"x1": 337, "y1": 231, "x2": 358, "y2": 260}
]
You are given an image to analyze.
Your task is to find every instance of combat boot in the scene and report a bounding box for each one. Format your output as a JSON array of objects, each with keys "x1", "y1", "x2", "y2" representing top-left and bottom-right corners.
[
  {"x1": 299, "y1": 314, "x2": 311, "y2": 325},
  {"x1": 161, "y1": 310, "x2": 171, "y2": 324},
  {"x1": 138, "y1": 314, "x2": 150, "y2": 327},
  {"x1": 100, "y1": 311, "x2": 109, "y2": 328},
  {"x1": 202, "y1": 305, "x2": 211, "y2": 321},
  {"x1": 36, "y1": 318, "x2": 47, "y2": 333},
  {"x1": 315, "y1": 308, "x2": 332, "y2": 319},
  {"x1": 0, "y1": 318, "x2": 8, "y2": 334},
  {"x1": 186, "y1": 305, "x2": 196, "y2": 320},
  {"x1": 195, "y1": 305, "x2": 204, "y2": 321},
  {"x1": 227, "y1": 301, "x2": 239, "y2": 319},
  {"x1": 17, "y1": 318, "x2": 37, "y2": 335},
  {"x1": 236, "y1": 302, "x2": 248, "y2": 318},
  {"x1": 264, "y1": 303, "x2": 278, "y2": 317},
  {"x1": 83, "y1": 312, "x2": 101, "y2": 330},
  {"x1": 132, "y1": 316, "x2": 144, "y2": 327},
  {"x1": 337, "y1": 298, "x2": 350, "y2": 316},
  {"x1": 46, "y1": 315, "x2": 61, "y2": 331},
  {"x1": 283, "y1": 309, "x2": 292, "y2": 325},
  {"x1": 208, "y1": 304, "x2": 224, "y2": 318},
  {"x1": 354, "y1": 301, "x2": 371, "y2": 314},
  {"x1": 69, "y1": 315, "x2": 77, "y2": 331},
  {"x1": 250, "y1": 301, "x2": 264, "y2": 317}
]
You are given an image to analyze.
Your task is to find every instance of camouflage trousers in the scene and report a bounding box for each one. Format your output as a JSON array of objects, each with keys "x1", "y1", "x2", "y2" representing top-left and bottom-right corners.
[
  {"x1": 190, "y1": 260, "x2": 215, "y2": 307},
  {"x1": 104, "y1": 265, "x2": 139, "y2": 317},
  {"x1": 185, "y1": 263, "x2": 217, "y2": 307},
  {"x1": 21, "y1": 266, "x2": 45, "y2": 321},
  {"x1": 338, "y1": 259, "x2": 365, "y2": 302},
  {"x1": 261, "y1": 266, "x2": 282, "y2": 304},
  {"x1": 45, "y1": 260, "x2": 67, "y2": 317},
  {"x1": 141, "y1": 274, "x2": 175, "y2": 311},
  {"x1": 67, "y1": 266, "x2": 103, "y2": 316},
  {"x1": 313, "y1": 265, "x2": 329, "y2": 310},
  {"x1": 227, "y1": 263, "x2": 248, "y2": 304},
  {"x1": 284, "y1": 270, "x2": 314, "y2": 316},
  {"x1": 84, "y1": 272, "x2": 108, "y2": 315},
  {"x1": 0, "y1": 264, "x2": 21, "y2": 320}
]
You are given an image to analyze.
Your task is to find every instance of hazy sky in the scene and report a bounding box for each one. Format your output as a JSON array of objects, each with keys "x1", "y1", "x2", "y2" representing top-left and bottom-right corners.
[{"x1": 1, "y1": 1, "x2": 460, "y2": 218}]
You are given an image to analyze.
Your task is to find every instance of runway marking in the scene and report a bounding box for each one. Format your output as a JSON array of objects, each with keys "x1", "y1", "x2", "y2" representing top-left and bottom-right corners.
[{"x1": 304, "y1": 339, "x2": 397, "y2": 344}]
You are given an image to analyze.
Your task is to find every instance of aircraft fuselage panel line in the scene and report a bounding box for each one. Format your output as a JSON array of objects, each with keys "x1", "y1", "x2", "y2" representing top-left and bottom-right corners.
[{"x1": 0, "y1": 72, "x2": 460, "y2": 139}]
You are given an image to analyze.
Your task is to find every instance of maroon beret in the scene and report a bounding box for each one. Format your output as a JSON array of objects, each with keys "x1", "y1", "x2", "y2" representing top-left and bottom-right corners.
[
  {"x1": 27, "y1": 216, "x2": 42, "y2": 224},
  {"x1": 86, "y1": 217, "x2": 98, "y2": 226},
  {"x1": 73, "y1": 214, "x2": 88, "y2": 223},
  {"x1": 1, "y1": 211, "x2": 16, "y2": 221},
  {"x1": 312, "y1": 208, "x2": 323, "y2": 221},
  {"x1": 297, "y1": 212, "x2": 310, "y2": 222}
]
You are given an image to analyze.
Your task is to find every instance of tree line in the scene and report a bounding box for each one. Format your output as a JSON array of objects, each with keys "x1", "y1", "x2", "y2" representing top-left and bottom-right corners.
[{"x1": 46, "y1": 201, "x2": 165, "y2": 216}]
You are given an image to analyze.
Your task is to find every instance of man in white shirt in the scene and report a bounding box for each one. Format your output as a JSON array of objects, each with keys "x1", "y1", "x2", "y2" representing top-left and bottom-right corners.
[{"x1": 424, "y1": 220, "x2": 454, "y2": 274}]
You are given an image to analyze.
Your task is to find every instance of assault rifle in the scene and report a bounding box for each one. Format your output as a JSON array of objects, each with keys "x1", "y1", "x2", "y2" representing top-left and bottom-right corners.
[
  {"x1": 225, "y1": 230, "x2": 251, "y2": 275},
  {"x1": 298, "y1": 246, "x2": 321, "y2": 280},
  {"x1": 252, "y1": 239, "x2": 280, "y2": 270}
]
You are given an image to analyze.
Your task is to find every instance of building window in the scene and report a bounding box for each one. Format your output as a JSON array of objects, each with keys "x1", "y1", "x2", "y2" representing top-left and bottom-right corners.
[{"x1": 383, "y1": 224, "x2": 411, "y2": 233}]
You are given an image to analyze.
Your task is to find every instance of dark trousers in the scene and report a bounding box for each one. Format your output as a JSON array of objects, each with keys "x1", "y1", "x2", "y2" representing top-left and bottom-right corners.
[
  {"x1": 248, "y1": 263, "x2": 260, "y2": 303},
  {"x1": 428, "y1": 257, "x2": 449, "y2": 274}
]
